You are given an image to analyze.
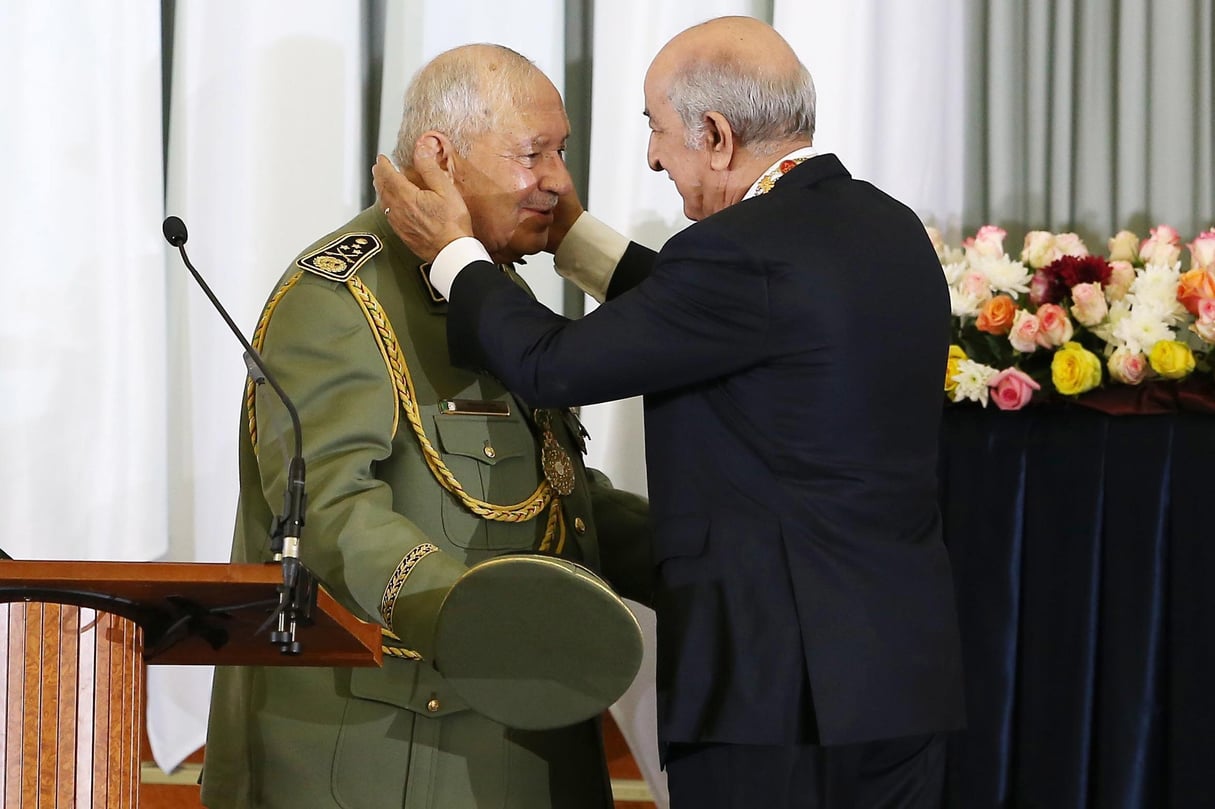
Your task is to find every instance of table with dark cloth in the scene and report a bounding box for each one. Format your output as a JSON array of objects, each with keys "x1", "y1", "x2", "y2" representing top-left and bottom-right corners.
[{"x1": 939, "y1": 393, "x2": 1215, "y2": 808}]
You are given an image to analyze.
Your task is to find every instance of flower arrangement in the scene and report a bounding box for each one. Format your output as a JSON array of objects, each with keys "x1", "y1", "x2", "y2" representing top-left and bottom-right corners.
[{"x1": 935, "y1": 223, "x2": 1215, "y2": 410}]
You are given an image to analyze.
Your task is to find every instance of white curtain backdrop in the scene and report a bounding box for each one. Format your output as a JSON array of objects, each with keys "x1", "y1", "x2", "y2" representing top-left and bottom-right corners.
[
  {"x1": 148, "y1": 0, "x2": 368, "y2": 772},
  {"x1": 777, "y1": 0, "x2": 967, "y2": 239},
  {"x1": 0, "y1": 3, "x2": 167, "y2": 563}
]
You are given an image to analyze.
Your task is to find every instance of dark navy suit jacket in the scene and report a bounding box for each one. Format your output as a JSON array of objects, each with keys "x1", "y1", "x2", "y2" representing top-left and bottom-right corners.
[{"x1": 446, "y1": 154, "x2": 965, "y2": 753}]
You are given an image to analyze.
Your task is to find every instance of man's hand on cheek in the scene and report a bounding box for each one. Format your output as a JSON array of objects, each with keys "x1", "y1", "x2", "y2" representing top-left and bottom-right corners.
[
  {"x1": 372, "y1": 139, "x2": 474, "y2": 262},
  {"x1": 544, "y1": 187, "x2": 586, "y2": 255}
]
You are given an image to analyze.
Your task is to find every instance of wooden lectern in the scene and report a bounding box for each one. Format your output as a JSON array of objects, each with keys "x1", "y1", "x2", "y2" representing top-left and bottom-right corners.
[{"x1": 0, "y1": 561, "x2": 382, "y2": 808}]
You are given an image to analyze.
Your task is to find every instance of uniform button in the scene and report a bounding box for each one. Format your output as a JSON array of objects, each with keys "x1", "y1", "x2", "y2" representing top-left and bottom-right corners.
[
  {"x1": 573, "y1": 517, "x2": 587, "y2": 534},
  {"x1": 426, "y1": 698, "x2": 441, "y2": 713},
  {"x1": 482, "y1": 442, "x2": 496, "y2": 459}
]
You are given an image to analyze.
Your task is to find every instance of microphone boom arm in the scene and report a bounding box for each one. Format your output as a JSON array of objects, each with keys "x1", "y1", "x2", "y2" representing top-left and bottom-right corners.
[{"x1": 163, "y1": 215, "x2": 313, "y2": 654}]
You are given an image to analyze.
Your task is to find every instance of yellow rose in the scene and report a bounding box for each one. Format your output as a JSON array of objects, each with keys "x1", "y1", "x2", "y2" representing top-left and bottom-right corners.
[
  {"x1": 1050, "y1": 342, "x2": 1103, "y2": 395},
  {"x1": 944, "y1": 345, "x2": 967, "y2": 396},
  {"x1": 1148, "y1": 340, "x2": 1195, "y2": 379}
]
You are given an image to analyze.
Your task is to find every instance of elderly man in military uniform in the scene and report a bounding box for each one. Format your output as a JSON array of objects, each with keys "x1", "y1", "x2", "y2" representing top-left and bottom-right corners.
[{"x1": 200, "y1": 44, "x2": 651, "y2": 809}]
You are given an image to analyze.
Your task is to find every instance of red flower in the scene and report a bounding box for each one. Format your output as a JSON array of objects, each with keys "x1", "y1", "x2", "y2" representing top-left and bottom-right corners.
[
  {"x1": 1047, "y1": 255, "x2": 1114, "y2": 289},
  {"x1": 1031, "y1": 255, "x2": 1113, "y2": 305}
]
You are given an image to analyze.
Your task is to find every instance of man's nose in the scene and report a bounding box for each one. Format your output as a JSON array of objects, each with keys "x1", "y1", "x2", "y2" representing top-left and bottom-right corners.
[
  {"x1": 539, "y1": 154, "x2": 573, "y2": 195},
  {"x1": 647, "y1": 138, "x2": 662, "y2": 172}
]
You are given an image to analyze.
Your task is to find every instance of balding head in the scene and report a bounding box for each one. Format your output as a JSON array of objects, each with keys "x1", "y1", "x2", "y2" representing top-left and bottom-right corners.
[
  {"x1": 649, "y1": 16, "x2": 816, "y2": 155},
  {"x1": 393, "y1": 44, "x2": 546, "y2": 167}
]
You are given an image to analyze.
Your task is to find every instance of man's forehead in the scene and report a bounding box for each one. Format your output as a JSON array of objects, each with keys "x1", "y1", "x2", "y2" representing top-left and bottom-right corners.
[{"x1": 494, "y1": 110, "x2": 570, "y2": 148}]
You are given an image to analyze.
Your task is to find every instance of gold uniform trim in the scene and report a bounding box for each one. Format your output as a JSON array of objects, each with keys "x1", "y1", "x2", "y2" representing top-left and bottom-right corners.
[
  {"x1": 344, "y1": 274, "x2": 566, "y2": 553},
  {"x1": 244, "y1": 258, "x2": 570, "y2": 649},
  {"x1": 379, "y1": 542, "x2": 440, "y2": 627},
  {"x1": 380, "y1": 627, "x2": 423, "y2": 660},
  {"x1": 246, "y1": 270, "x2": 304, "y2": 453}
]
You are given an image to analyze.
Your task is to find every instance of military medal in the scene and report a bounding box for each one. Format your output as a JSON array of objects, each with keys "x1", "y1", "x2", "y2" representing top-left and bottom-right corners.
[{"x1": 536, "y1": 410, "x2": 576, "y2": 496}]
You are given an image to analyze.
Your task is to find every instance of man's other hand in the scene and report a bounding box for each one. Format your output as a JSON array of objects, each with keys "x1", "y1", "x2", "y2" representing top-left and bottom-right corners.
[
  {"x1": 545, "y1": 186, "x2": 586, "y2": 255},
  {"x1": 372, "y1": 139, "x2": 473, "y2": 262}
]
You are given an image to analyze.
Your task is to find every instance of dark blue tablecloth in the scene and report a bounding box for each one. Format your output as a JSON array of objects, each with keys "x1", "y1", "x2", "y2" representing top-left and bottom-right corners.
[{"x1": 940, "y1": 406, "x2": 1215, "y2": 808}]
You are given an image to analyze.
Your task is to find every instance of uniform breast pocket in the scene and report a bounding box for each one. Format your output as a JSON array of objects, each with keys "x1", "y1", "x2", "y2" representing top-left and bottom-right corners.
[{"x1": 432, "y1": 408, "x2": 544, "y2": 550}]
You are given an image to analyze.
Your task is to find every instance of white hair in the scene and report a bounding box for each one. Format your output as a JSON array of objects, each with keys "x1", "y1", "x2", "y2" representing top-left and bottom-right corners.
[
  {"x1": 392, "y1": 44, "x2": 540, "y2": 166},
  {"x1": 668, "y1": 56, "x2": 816, "y2": 155}
]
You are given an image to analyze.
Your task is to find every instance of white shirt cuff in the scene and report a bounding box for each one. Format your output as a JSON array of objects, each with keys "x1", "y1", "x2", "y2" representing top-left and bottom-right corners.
[
  {"x1": 554, "y1": 213, "x2": 630, "y2": 303},
  {"x1": 430, "y1": 237, "x2": 493, "y2": 300}
]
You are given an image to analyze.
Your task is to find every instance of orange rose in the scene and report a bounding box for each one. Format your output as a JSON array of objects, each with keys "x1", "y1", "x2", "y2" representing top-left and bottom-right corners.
[
  {"x1": 975, "y1": 295, "x2": 1018, "y2": 335},
  {"x1": 1177, "y1": 268, "x2": 1215, "y2": 316}
]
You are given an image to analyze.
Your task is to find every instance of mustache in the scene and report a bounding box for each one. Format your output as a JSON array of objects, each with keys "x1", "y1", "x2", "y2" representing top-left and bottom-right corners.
[{"x1": 522, "y1": 193, "x2": 559, "y2": 211}]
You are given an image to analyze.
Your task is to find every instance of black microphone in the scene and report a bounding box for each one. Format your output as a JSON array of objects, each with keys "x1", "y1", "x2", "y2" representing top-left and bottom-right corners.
[{"x1": 162, "y1": 215, "x2": 311, "y2": 654}]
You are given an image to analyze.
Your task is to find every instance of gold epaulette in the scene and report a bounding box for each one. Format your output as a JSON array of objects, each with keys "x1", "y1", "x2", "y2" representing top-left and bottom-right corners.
[{"x1": 295, "y1": 233, "x2": 382, "y2": 281}]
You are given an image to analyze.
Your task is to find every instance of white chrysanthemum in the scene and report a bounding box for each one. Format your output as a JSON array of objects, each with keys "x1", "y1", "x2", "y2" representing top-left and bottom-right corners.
[
  {"x1": 951, "y1": 359, "x2": 998, "y2": 406},
  {"x1": 972, "y1": 254, "x2": 1032, "y2": 295},
  {"x1": 949, "y1": 284, "x2": 987, "y2": 318},
  {"x1": 1128, "y1": 263, "x2": 1186, "y2": 323},
  {"x1": 1091, "y1": 299, "x2": 1131, "y2": 346},
  {"x1": 941, "y1": 246, "x2": 966, "y2": 265},
  {"x1": 942, "y1": 260, "x2": 967, "y2": 286},
  {"x1": 1111, "y1": 307, "x2": 1176, "y2": 355}
]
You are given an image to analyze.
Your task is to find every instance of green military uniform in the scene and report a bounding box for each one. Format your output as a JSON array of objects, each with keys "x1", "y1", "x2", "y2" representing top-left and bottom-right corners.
[{"x1": 200, "y1": 206, "x2": 651, "y2": 809}]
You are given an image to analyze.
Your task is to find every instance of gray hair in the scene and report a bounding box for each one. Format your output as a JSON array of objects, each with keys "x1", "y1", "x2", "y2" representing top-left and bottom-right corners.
[
  {"x1": 393, "y1": 44, "x2": 540, "y2": 166},
  {"x1": 668, "y1": 57, "x2": 816, "y2": 155}
]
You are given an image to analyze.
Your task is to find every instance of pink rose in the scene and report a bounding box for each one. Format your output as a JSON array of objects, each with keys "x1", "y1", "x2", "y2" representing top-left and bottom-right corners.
[
  {"x1": 1105, "y1": 260, "x2": 1136, "y2": 302},
  {"x1": 988, "y1": 367, "x2": 1041, "y2": 410},
  {"x1": 1188, "y1": 229, "x2": 1215, "y2": 271},
  {"x1": 1035, "y1": 303, "x2": 1075, "y2": 348},
  {"x1": 1194, "y1": 299, "x2": 1215, "y2": 343},
  {"x1": 1069, "y1": 282, "x2": 1109, "y2": 326},
  {"x1": 1009, "y1": 309, "x2": 1042, "y2": 353},
  {"x1": 1107, "y1": 230, "x2": 1140, "y2": 263},
  {"x1": 960, "y1": 270, "x2": 993, "y2": 303},
  {"x1": 1053, "y1": 232, "x2": 1089, "y2": 257},
  {"x1": 925, "y1": 226, "x2": 947, "y2": 263},
  {"x1": 1140, "y1": 224, "x2": 1182, "y2": 266},
  {"x1": 1029, "y1": 270, "x2": 1054, "y2": 305},
  {"x1": 1021, "y1": 231, "x2": 1058, "y2": 269},
  {"x1": 1107, "y1": 347, "x2": 1149, "y2": 385},
  {"x1": 964, "y1": 225, "x2": 1007, "y2": 259}
]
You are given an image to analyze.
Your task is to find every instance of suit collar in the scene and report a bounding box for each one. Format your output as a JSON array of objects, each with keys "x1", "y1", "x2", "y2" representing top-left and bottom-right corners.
[{"x1": 768, "y1": 152, "x2": 851, "y2": 193}]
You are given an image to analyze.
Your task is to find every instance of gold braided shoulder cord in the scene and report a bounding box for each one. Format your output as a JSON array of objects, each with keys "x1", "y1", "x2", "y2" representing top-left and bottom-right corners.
[
  {"x1": 344, "y1": 276, "x2": 564, "y2": 551},
  {"x1": 246, "y1": 271, "x2": 306, "y2": 452},
  {"x1": 244, "y1": 272, "x2": 567, "y2": 649}
]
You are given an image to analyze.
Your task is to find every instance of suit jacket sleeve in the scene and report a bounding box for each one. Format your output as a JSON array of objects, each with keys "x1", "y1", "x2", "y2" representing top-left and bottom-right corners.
[
  {"x1": 604, "y1": 241, "x2": 657, "y2": 300},
  {"x1": 446, "y1": 228, "x2": 770, "y2": 408}
]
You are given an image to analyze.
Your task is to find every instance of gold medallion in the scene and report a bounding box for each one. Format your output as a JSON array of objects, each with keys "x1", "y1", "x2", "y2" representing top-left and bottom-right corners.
[
  {"x1": 542, "y1": 431, "x2": 576, "y2": 496},
  {"x1": 536, "y1": 409, "x2": 576, "y2": 496}
]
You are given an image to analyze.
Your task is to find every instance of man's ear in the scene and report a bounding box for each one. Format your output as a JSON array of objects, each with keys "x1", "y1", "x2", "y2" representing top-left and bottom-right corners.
[
  {"x1": 703, "y1": 112, "x2": 735, "y2": 171},
  {"x1": 415, "y1": 131, "x2": 457, "y2": 173}
]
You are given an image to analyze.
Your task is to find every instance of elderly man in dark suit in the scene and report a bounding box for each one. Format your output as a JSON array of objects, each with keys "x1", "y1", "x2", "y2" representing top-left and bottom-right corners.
[{"x1": 374, "y1": 15, "x2": 965, "y2": 809}]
